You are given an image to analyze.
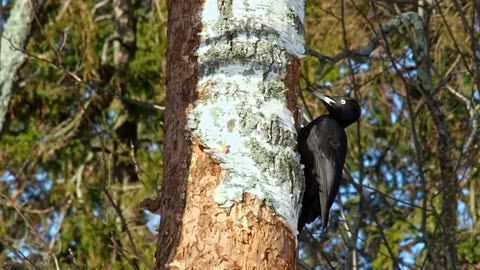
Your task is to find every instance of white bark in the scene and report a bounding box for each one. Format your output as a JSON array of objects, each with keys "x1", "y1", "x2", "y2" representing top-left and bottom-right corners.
[
  {"x1": 0, "y1": 0, "x2": 41, "y2": 131},
  {"x1": 186, "y1": 0, "x2": 305, "y2": 231}
]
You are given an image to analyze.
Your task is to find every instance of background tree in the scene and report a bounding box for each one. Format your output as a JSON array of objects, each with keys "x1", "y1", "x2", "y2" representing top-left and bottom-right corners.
[
  {"x1": 0, "y1": 0, "x2": 43, "y2": 131},
  {"x1": 299, "y1": 1, "x2": 479, "y2": 269},
  {"x1": 0, "y1": 0, "x2": 479, "y2": 269},
  {"x1": 1, "y1": 0, "x2": 166, "y2": 269}
]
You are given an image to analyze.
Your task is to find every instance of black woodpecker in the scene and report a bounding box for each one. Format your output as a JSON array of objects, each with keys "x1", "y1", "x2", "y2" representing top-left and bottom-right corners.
[{"x1": 298, "y1": 91, "x2": 361, "y2": 232}]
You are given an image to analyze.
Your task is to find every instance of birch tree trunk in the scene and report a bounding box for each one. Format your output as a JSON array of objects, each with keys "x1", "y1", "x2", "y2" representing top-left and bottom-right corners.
[
  {"x1": 0, "y1": 0, "x2": 43, "y2": 132},
  {"x1": 155, "y1": 0, "x2": 305, "y2": 269}
]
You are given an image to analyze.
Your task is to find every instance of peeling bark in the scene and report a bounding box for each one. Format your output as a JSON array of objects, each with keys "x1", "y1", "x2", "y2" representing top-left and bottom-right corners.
[
  {"x1": 165, "y1": 141, "x2": 297, "y2": 269},
  {"x1": 156, "y1": 0, "x2": 304, "y2": 269}
]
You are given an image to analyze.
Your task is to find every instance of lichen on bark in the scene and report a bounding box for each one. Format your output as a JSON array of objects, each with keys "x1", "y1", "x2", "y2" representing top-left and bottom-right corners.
[{"x1": 186, "y1": 0, "x2": 305, "y2": 231}]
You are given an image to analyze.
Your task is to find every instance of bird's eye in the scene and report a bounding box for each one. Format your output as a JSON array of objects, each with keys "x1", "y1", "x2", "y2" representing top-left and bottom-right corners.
[{"x1": 340, "y1": 99, "x2": 346, "y2": 105}]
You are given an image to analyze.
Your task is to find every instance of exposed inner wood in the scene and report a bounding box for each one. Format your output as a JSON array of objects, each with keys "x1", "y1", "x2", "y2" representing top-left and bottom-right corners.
[
  {"x1": 165, "y1": 141, "x2": 297, "y2": 269},
  {"x1": 156, "y1": 1, "x2": 299, "y2": 269}
]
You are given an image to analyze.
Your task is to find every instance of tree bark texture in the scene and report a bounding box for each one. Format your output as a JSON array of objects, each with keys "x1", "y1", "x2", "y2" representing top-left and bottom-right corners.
[
  {"x1": 0, "y1": 0, "x2": 43, "y2": 132},
  {"x1": 156, "y1": 0, "x2": 305, "y2": 269},
  {"x1": 411, "y1": 13, "x2": 459, "y2": 268}
]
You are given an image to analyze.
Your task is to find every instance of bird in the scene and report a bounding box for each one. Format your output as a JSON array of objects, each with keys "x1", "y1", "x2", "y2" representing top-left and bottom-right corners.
[{"x1": 298, "y1": 90, "x2": 361, "y2": 232}]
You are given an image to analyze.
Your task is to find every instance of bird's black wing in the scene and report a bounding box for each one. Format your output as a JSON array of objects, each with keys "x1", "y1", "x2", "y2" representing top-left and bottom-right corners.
[{"x1": 306, "y1": 117, "x2": 347, "y2": 230}]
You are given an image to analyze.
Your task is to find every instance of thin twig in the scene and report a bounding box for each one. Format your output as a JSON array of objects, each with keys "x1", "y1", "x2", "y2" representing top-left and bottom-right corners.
[
  {"x1": 3, "y1": 36, "x2": 165, "y2": 111},
  {"x1": 0, "y1": 193, "x2": 60, "y2": 269},
  {"x1": 104, "y1": 188, "x2": 154, "y2": 270},
  {"x1": 344, "y1": 170, "x2": 400, "y2": 270},
  {"x1": 338, "y1": 199, "x2": 358, "y2": 270},
  {"x1": 0, "y1": 238, "x2": 41, "y2": 270},
  {"x1": 110, "y1": 236, "x2": 141, "y2": 270}
]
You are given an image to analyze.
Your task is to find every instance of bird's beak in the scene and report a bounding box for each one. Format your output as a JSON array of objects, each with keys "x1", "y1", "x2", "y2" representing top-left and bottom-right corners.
[{"x1": 311, "y1": 89, "x2": 336, "y2": 106}]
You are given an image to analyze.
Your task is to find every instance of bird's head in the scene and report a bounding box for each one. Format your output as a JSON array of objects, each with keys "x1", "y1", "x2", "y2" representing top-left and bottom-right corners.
[{"x1": 312, "y1": 90, "x2": 361, "y2": 128}]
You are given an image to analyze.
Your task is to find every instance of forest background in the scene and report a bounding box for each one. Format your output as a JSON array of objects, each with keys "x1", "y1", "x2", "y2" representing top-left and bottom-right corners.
[{"x1": 0, "y1": 0, "x2": 479, "y2": 269}]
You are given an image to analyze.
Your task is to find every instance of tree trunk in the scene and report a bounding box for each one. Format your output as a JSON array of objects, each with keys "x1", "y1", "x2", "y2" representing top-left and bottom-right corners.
[
  {"x1": 0, "y1": 0, "x2": 43, "y2": 132},
  {"x1": 155, "y1": 0, "x2": 305, "y2": 269}
]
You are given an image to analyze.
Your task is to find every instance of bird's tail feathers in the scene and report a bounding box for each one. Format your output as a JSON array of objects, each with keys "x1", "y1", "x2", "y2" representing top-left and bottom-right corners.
[{"x1": 319, "y1": 190, "x2": 329, "y2": 231}]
